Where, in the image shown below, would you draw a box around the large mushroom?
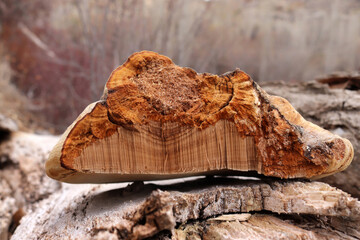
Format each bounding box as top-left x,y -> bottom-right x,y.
45,51 -> 354,183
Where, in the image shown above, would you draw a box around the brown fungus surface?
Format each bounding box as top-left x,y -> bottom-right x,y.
46,51 -> 354,183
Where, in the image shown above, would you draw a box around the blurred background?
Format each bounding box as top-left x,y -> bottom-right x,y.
0,0 -> 360,132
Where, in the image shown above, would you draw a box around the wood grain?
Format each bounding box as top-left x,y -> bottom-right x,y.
45,51 -> 354,183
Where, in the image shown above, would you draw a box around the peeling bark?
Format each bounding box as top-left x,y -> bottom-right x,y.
11,178 -> 360,240
172,213 -> 359,240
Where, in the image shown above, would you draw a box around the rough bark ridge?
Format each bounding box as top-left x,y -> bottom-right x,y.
262,80 -> 360,198
172,213 -> 359,240
11,178 -> 360,240
46,51 -> 353,183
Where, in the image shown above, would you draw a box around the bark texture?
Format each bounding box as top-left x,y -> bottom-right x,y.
173,213 -> 359,240
11,178 -> 360,240
262,80 -> 360,198
0,117 -> 60,240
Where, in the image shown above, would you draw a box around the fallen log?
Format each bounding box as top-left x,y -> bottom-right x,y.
317,71 -> 360,90
11,178 -> 360,239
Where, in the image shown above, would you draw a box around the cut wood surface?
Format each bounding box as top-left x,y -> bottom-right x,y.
11,177 -> 360,240
46,51 -> 354,183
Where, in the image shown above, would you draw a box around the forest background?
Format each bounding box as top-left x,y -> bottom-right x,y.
0,0 -> 360,132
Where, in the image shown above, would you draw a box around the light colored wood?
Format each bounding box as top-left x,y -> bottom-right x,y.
75,120 -> 258,176
174,214 -> 357,240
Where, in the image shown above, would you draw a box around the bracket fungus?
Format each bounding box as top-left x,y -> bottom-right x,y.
46,51 -> 354,183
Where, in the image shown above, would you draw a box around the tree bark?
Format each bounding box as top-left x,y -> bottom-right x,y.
11,178 -> 360,240
0,117 -> 60,240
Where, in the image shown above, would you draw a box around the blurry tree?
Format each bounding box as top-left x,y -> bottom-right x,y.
0,0 -> 94,130
0,0 -> 359,132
